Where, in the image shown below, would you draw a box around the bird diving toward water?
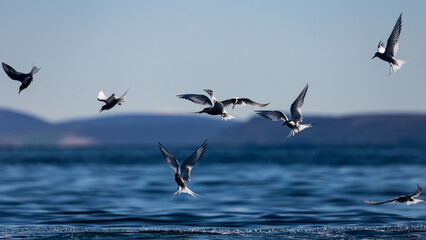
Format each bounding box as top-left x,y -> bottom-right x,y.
97,89 -> 128,113
221,97 -> 269,109
2,62 -> 40,94
158,140 -> 207,198
256,84 -> 311,141
363,185 -> 423,206
177,89 -> 234,120
372,13 -> 405,75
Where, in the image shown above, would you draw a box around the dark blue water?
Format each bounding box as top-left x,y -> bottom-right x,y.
1,146 -> 426,239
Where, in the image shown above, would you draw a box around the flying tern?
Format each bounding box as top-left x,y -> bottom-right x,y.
97,89 -> 128,113
363,185 -> 423,206
372,13 -> 405,75
158,140 -> 207,198
177,89 -> 234,120
221,97 -> 269,109
256,84 -> 311,141
2,62 -> 40,94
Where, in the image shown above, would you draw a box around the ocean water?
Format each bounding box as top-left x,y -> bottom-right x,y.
0,146 -> 426,239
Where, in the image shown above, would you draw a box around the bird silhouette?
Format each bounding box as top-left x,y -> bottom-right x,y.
363,185 -> 423,206
221,97 -> 269,109
2,62 -> 40,94
97,89 -> 128,113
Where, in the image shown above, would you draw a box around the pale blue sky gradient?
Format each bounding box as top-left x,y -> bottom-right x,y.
1,1 -> 425,122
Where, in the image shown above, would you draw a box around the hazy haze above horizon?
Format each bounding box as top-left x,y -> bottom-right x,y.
1,0 -> 425,122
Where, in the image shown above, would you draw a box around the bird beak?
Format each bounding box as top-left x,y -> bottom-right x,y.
99,109 -> 103,113
372,55 -> 376,59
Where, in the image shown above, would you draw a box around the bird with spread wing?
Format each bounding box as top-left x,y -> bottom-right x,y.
256,84 -> 311,141
97,89 -> 128,113
363,185 -> 423,206
159,140 -> 207,198
221,97 -> 269,109
177,89 -> 234,120
2,62 -> 40,94
372,13 -> 405,75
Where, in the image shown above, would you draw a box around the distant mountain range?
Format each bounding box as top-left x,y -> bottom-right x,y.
1,108 -> 426,146
0,109 -> 237,146
212,115 -> 426,146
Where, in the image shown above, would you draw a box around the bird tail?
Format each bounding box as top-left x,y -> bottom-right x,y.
283,124 -> 312,142
172,185 -> 203,199
221,111 -> 234,120
389,59 -> 405,75
118,88 -> 129,103
30,66 -> 40,75
283,130 -> 296,142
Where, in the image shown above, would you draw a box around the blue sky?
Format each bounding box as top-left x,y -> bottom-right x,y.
0,0 -> 425,122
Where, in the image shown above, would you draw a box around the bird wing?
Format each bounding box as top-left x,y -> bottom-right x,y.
2,62 -> 29,82
180,140 -> 207,182
177,94 -> 213,107
221,99 -> 233,107
409,184 -> 422,198
255,110 -> 288,122
385,13 -> 402,57
158,142 -> 179,173
290,84 -> 309,123
97,91 -> 108,102
238,98 -> 269,107
377,41 -> 386,54
362,199 -> 396,205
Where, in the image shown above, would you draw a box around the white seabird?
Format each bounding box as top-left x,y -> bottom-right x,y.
372,13 -> 405,75
177,89 -> 234,120
97,89 -> 128,112
255,83 -> 311,141
221,97 -> 269,109
2,62 -> 40,94
158,140 -> 207,198
363,185 -> 423,206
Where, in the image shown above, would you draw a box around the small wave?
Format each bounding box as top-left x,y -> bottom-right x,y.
1,225 -> 426,239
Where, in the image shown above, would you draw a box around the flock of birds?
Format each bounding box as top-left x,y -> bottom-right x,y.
2,13 -> 422,205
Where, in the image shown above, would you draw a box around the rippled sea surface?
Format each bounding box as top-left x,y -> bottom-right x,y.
1,146 -> 426,239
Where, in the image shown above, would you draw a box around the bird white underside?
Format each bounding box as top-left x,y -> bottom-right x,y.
172,185 -> 202,199
406,199 -> 423,205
